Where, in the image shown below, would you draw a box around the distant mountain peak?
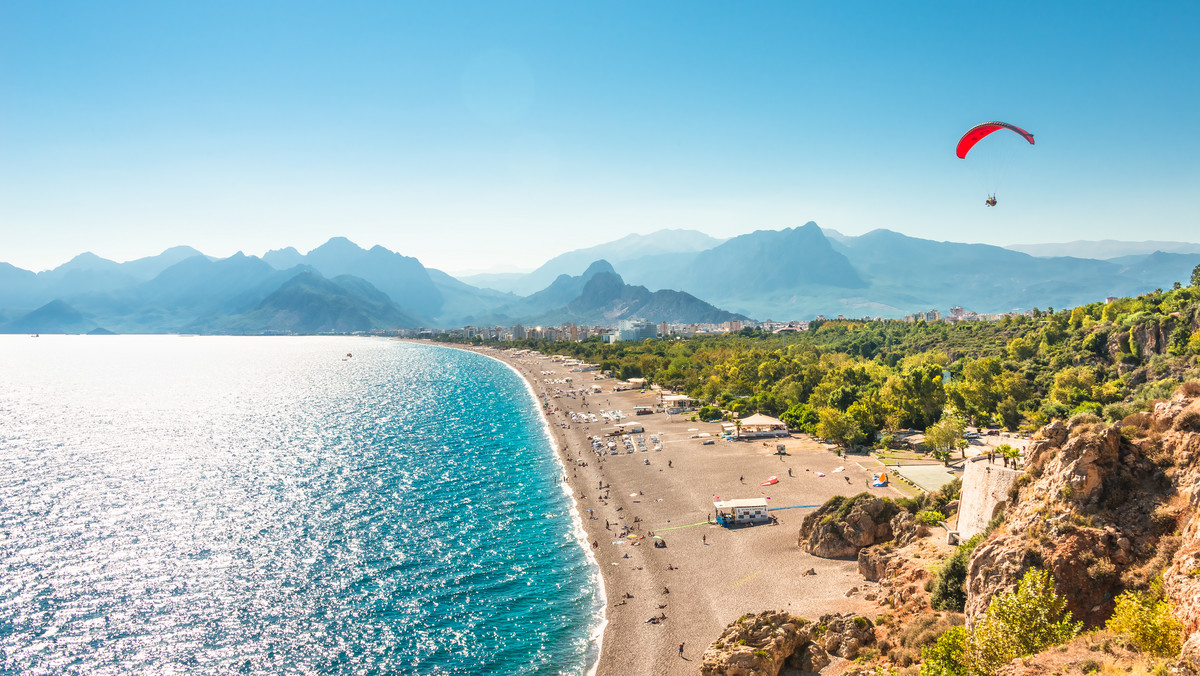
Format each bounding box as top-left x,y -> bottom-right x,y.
582,259 -> 616,278
56,251 -> 119,271
308,236 -> 365,256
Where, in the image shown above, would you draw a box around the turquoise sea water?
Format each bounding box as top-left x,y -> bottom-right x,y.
0,336 -> 601,675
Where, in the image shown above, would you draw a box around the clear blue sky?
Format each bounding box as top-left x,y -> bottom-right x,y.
2,1 -> 1197,273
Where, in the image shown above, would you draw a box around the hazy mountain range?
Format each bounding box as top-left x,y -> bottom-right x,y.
1005,239 -> 1200,259
2,226 -> 1198,334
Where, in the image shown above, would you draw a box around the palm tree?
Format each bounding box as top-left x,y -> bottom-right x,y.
734,418 -> 743,440
997,443 -> 1021,468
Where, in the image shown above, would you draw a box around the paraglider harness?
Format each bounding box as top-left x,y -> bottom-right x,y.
985,194 -> 997,207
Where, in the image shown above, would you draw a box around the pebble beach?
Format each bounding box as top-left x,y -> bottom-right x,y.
439,344 -> 907,675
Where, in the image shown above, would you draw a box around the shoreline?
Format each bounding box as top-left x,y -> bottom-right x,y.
483,347 -> 609,676
418,341 -> 903,675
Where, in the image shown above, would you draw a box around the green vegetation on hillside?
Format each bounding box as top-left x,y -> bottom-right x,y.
921,569 -> 1081,676
502,277 -> 1200,437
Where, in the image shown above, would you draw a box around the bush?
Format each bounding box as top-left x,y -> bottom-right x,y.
966,569 -> 1081,676
919,626 -> 966,676
1106,588 -> 1183,657
916,510 -> 945,526
1175,409 -> 1200,432
1085,556 -> 1117,583
698,405 -> 721,421
939,478 -> 963,502
923,570 -> 1079,676
930,535 -> 981,611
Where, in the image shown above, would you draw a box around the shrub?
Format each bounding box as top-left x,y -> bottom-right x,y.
888,646 -> 918,667
965,569 -> 1081,676
1105,588 -> 1183,657
930,535 -> 982,611
919,626 -> 966,676
1103,401 -> 1138,422
1085,557 -> 1117,583
939,478 -> 963,502
1175,409 -> 1200,432
916,510 -> 945,526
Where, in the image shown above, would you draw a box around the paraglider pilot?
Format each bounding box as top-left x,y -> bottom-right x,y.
985,194 -> 997,207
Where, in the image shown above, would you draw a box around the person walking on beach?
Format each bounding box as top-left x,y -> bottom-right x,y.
679,642 -> 685,658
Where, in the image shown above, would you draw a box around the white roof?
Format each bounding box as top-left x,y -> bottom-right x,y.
662,394 -> 693,402
740,413 -> 786,427
714,498 -> 769,509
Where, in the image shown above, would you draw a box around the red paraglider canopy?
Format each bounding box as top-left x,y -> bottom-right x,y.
956,121 -> 1035,159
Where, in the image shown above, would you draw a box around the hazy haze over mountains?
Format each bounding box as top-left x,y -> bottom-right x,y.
2,226 -> 1199,334
1005,240 -> 1200,259
462,229 -> 725,295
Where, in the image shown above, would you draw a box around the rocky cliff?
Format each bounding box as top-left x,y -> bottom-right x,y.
700,611 -> 876,676
798,494 -> 906,559
964,388 -> 1200,657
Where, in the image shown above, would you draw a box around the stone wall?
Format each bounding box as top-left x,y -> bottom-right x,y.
956,456 -> 1021,540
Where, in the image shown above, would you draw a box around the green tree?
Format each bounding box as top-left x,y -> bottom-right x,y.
996,443 -> 1021,468
817,407 -> 862,448
881,363 -> 946,430
1169,321 -> 1193,356
1006,337 -> 1036,361
925,412 -> 966,459
779,402 -> 819,433
930,536 -> 978,611
1191,262 -> 1200,287
965,569 -> 1081,676
996,396 -> 1020,431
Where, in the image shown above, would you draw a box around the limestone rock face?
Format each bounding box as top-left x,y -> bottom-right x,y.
815,613 -> 875,659
702,611 -> 877,676
858,536 -> 952,616
889,510 -> 928,549
1160,396 -> 1200,660
701,611 -> 809,676
798,495 -> 900,559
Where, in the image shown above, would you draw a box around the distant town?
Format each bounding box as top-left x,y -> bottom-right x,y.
396,302 -> 1107,343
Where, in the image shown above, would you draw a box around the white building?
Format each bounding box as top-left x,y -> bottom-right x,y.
713,498 -> 771,526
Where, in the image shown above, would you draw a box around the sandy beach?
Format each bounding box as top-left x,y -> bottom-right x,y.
438,343 -> 906,675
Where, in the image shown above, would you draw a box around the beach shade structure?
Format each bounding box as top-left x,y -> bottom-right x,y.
759,476 -> 779,486
736,414 -> 789,439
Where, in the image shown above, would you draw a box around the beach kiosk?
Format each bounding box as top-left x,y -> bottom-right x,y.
736,413 -> 789,439
713,498 -> 771,526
